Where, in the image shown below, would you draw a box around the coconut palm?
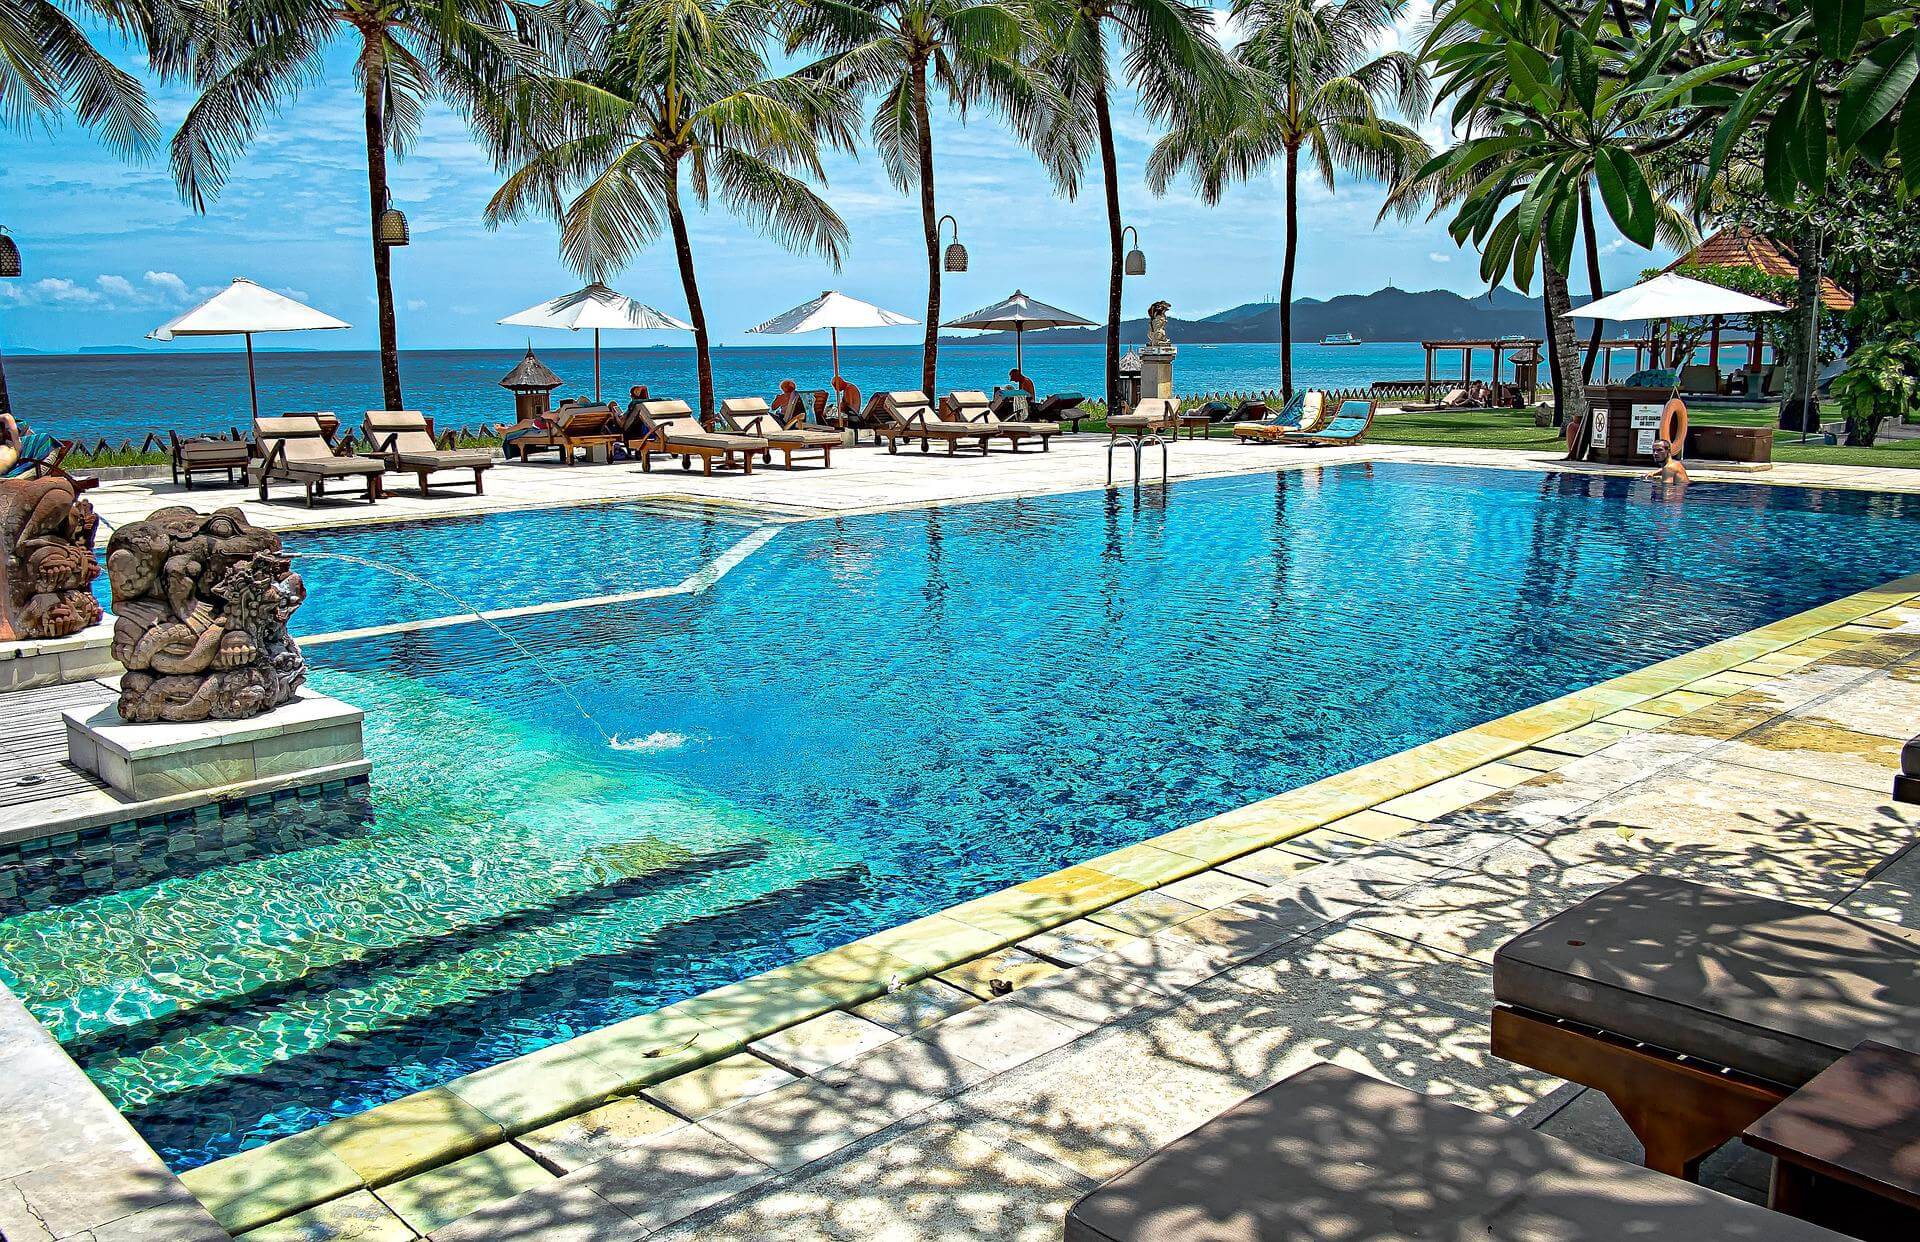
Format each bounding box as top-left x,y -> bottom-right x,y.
1031,0 -> 1232,410
488,0 -> 857,418
785,0 -> 1062,394
165,0 -> 549,409
1,0 -> 165,151
1149,0 -> 1428,398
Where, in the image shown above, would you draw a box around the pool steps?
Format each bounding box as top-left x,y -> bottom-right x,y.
177,570 -> 1920,1236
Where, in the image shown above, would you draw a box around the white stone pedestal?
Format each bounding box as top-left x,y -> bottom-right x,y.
1140,346 -> 1177,400
64,688 -> 367,802
0,616 -> 117,693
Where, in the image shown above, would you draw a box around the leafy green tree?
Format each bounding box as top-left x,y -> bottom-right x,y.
489,0 -> 858,417
167,0 -> 549,408
1149,0 -> 1429,397
786,0 -> 1063,394
1032,0 -> 1232,409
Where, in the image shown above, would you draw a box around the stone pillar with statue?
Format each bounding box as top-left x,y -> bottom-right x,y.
0,414 -> 103,646
1139,300 -> 1178,403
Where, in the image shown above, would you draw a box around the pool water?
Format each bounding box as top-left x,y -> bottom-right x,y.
6,463 -> 1919,1169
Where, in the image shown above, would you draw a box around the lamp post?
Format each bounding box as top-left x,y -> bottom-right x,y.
1122,226 -> 1146,276
0,228 -> 19,417
939,215 -> 967,272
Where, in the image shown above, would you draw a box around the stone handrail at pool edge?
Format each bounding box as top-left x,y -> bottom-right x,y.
173,566 -> 1920,1235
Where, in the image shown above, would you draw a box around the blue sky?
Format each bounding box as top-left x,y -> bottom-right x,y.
0,8 -> 1668,354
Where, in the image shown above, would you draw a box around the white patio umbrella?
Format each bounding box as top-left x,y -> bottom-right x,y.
499,282 -> 693,401
148,278 -> 350,420
1564,272 -> 1786,321
944,290 -> 1095,378
746,290 -> 916,386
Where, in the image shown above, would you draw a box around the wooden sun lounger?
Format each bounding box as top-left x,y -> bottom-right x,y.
1033,393 -> 1087,432
169,430 -> 251,489
252,415 -> 385,506
360,410 -> 492,496
873,390 -> 995,456
1233,391 -> 1325,443
1280,397 -> 1374,446
1106,397 -> 1178,437
940,390 -> 1060,453
1066,1062 -> 1848,1241
634,399 -> 766,475
501,402 -> 620,465
1492,872 -> 1920,1181
718,397 -> 838,469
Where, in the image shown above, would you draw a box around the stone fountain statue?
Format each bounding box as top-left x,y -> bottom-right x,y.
1141,300 -> 1177,399
106,506 -> 308,722
0,415 -> 103,643
1146,300 -> 1174,351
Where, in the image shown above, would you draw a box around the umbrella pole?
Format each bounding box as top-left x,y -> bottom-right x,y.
1015,326 -> 1024,379
245,332 -> 259,421
594,328 -> 602,402
831,327 -> 841,386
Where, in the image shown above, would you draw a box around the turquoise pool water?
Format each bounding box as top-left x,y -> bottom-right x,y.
5,463 -> 1919,1169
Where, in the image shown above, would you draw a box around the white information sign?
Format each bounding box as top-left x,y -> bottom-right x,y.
1590,415 -> 1608,447
1629,403 -> 1663,430
1636,429 -> 1657,454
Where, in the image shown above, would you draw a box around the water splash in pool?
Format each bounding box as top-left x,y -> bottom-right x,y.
286,551 -> 629,746
608,731 -> 693,752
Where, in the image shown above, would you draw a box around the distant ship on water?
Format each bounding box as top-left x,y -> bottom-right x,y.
1319,332 -> 1363,346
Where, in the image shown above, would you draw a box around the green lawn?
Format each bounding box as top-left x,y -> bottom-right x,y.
1368,403 -> 1920,470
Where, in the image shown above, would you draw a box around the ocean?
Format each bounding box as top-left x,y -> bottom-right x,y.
4,340 -> 1439,442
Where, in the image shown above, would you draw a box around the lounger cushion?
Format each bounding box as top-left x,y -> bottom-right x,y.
258,456 -> 384,478
393,450 -> 493,471
654,416 -> 766,451
1494,874 -> 1920,1088
1065,1063 -> 1846,1242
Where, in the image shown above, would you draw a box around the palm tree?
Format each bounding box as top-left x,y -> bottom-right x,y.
3,0 -> 174,414
488,0 -> 858,418
166,0 -> 547,410
785,0 -> 1060,394
1148,0 -> 1428,398
1033,0 -> 1231,411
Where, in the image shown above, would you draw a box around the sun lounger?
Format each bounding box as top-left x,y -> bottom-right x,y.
1280,397 -> 1374,446
360,410 -> 492,496
500,401 -> 620,465
1492,873 -> 1920,1179
168,430 -> 250,489
1678,363 -> 1724,396
252,415 -> 384,506
1233,390 -> 1324,442
941,390 -> 1060,453
0,421 -> 94,492
633,399 -> 766,475
1106,397 -> 1178,437
873,390 -> 995,456
1033,393 -> 1087,432
718,397 -> 838,469
1065,1062 -> 1848,1242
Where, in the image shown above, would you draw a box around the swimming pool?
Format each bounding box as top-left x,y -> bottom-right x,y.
6,463 -> 1919,1169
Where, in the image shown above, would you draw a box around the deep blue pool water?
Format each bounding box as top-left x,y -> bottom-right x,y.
5,463 -> 1918,1169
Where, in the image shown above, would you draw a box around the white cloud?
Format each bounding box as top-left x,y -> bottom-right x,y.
1428,251 -> 1452,263
0,269 -> 216,309
406,298 -> 428,311
144,270 -> 191,299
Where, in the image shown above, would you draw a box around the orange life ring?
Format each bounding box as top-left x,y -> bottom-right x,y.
1658,398 -> 1688,458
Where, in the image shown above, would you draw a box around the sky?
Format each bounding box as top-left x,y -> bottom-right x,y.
0,5 -> 1669,355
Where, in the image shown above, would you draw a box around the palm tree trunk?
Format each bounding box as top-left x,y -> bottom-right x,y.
911,57 -> 940,396
1279,144 -> 1299,399
0,347 -> 11,418
1093,70 -> 1123,412
1541,247 -> 1586,429
360,38 -> 404,411
1578,184 -> 1603,384
1783,222 -> 1821,433
664,158 -> 714,420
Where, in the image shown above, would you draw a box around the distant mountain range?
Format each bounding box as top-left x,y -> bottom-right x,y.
945,286 -> 1551,345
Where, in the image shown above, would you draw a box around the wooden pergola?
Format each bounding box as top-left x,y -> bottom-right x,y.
1421,338 -> 1544,401
1651,227 -> 1855,371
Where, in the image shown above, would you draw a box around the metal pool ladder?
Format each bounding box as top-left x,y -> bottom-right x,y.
1107,424 -> 1168,489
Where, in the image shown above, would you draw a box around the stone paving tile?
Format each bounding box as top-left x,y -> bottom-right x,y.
1017,917 -> 1138,966
1153,868 -> 1264,910
1270,828 -> 1374,861
235,1190 -> 414,1242
523,1124 -> 773,1239
516,1098 -> 687,1175
1374,776 -> 1507,822
92,1198 -> 237,1242
316,1087 -> 505,1188
917,996 -> 1084,1076
848,979 -> 978,1035
1499,748 -> 1574,771
814,1029 -> 995,1104
749,1011 -> 899,1076
934,946 -> 1061,999
642,1052 -> 797,1121
979,964 -> 1179,1034
373,1144 -> 553,1236
10,1141 -> 194,1240
428,1179 -> 640,1242
694,1077 -> 918,1174
1082,890 -> 1206,937
654,1120 -> 1092,1242
1214,844 -> 1321,885
1789,670 -> 1920,739
1713,717 -> 1904,792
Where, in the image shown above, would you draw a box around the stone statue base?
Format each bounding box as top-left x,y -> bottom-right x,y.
65,687 -> 366,802
0,616 -> 117,693
1140,345 -> 1177,401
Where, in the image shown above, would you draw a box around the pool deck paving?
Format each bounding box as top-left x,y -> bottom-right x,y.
171,575 -> 1920,1240
11,437 -> 1920,1239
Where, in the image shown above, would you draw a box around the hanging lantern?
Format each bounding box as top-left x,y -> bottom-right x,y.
376,202 -> 410,247
0,229 -> 19,279
939,214 -> 967,272
1122,226 -> 1145,276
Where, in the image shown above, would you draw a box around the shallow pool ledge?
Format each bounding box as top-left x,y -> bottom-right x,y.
180,569 -> 1920,1234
